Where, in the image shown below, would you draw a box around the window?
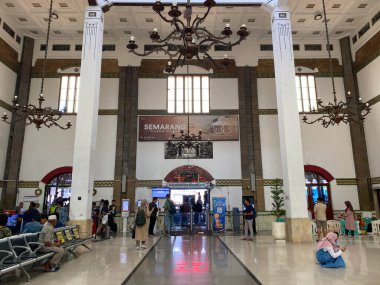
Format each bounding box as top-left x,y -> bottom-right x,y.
59,75 -> 80,113
305,171 -> 333,220
295,74 -> 318,112
167,75 -> 210,114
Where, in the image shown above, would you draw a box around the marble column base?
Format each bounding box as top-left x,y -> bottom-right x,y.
68,219 -> 93,235
285,218 -> 312,243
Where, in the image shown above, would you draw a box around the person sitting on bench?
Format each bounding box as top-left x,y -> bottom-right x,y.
39,215 -> 66,272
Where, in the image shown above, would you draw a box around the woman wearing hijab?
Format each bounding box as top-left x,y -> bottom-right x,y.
316,232 -> 346,268
338,201 -> 356,237
135,199 -> 153,250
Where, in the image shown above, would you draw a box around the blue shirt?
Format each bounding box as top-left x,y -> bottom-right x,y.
243,204 -> 255,220
21,221 -> 43,234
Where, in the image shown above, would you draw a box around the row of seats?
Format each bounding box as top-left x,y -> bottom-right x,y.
311,220 -> 380,235
372,220 -> 380,233
0,225 -> 91,282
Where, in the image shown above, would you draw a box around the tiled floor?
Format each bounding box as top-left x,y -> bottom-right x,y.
1,235 -> 160,285
219,234 -> 380,285
2,233 -> 380,285
126,235 -> 259,285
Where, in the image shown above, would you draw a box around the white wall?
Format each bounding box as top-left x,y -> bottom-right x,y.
136,141 -> 242,181
210,79 -> 239,110
139,79 -> 167,110
0,61 -> 17,198
357,56 -> 380,178
136,76 -> 242,206
136,78 -> 241,181
258,77 -> 359,211
18,77 -> 118,203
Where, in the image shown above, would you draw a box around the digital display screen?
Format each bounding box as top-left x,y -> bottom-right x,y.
6,214 -> 18,227
122,199 -> 129,212
152,187 -> 170,198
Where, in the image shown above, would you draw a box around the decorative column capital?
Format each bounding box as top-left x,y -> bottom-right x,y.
271,6 -> 294,62
83,6 -> 104,61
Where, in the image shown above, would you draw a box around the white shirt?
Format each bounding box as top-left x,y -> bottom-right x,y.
323,247 -> 342,258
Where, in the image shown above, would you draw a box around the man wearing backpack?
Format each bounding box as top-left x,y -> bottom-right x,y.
164,194 -> 176,235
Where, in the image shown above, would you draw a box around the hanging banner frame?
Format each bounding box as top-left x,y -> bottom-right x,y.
212,197 -> 226,232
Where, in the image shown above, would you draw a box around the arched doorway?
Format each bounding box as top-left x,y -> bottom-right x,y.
41,167 -> 72,213
304,165 -> 334,220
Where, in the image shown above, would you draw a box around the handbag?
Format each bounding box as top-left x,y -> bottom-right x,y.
131,224 -> 136,239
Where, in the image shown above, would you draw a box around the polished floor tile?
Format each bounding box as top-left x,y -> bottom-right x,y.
1,235 -> 160,285
219,234 -> 380,285
2,234 -> 380,285
125,236 -> 259,285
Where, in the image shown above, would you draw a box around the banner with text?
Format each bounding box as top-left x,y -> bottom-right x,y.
139,115 -> 239,141
212,197 -> 226,232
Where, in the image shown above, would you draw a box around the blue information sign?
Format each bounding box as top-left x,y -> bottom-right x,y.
212,197 -> 226,231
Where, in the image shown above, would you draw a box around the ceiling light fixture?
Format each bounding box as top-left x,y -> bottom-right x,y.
314,13 -> 322,20
1,0 -> 71,130
302,0 -> 370,128
126,0 -> 249,74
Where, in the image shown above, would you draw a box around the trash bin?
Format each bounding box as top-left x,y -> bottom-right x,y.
232,207 -> 240,232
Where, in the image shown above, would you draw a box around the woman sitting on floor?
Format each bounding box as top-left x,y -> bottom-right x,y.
315,232 -> 346,268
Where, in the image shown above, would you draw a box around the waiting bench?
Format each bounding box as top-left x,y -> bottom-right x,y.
0,233 -> 54,282
0,225 -> 92,282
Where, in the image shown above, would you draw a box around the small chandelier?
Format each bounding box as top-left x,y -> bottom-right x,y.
1,0 -> 71,130
126,0 -> 249,74
302,0 -> 370,128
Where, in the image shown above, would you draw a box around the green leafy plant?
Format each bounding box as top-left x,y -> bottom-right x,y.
271,179 -> 286,221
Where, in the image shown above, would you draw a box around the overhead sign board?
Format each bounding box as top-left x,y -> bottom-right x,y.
139,115 -> 239,141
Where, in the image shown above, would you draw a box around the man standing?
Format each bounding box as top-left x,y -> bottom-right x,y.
39,215 -> 65,272
163,194 -> 175,235
242,198 -> 256,241
148,197 -> 159,236
314,197 -> 327,241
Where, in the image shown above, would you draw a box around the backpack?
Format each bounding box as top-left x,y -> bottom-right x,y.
49,204 -> 60,220
168,201 -> 176,215
135,209 -> 146,226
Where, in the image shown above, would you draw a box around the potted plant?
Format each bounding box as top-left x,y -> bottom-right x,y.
271,179 -> 286,240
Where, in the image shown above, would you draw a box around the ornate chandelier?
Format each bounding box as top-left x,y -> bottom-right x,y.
169,116 -> 203,147
302,0 -> 370,128
126,0 -> 249,74
1,0 -> 71,130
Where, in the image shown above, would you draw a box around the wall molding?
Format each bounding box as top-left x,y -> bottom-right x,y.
0,99 -> 12,111
366,94 -> 380,107
9,177 -> 380,189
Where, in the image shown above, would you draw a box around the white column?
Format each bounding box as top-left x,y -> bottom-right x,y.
70,6 -> 104,227
271,5 -> 311,242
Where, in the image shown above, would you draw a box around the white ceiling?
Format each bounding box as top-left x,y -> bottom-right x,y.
0,0 -> 379,41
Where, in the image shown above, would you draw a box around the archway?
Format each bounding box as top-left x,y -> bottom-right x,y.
304,165 -> 334,220
164,165 -> 214,183
164,165 -> 214,234
41,166 -> 72,213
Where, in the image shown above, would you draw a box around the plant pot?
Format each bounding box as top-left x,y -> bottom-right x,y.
272,221 -> 286,240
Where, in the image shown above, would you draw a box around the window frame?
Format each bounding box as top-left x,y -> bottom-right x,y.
295,73 -> 318,113
167,74 -> 210,114
58,74 -> 80,114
